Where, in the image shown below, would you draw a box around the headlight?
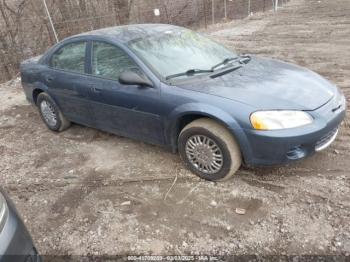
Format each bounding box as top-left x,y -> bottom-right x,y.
0,192 -> 8,232
250,111 -> 313,130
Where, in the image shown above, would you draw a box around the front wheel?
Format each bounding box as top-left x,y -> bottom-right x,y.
37,92 -> 71,132
178,118 -> 242,181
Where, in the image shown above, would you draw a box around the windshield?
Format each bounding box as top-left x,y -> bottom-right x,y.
127,28 -> 237,79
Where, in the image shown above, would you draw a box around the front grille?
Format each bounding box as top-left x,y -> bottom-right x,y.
315,127 -> 338,151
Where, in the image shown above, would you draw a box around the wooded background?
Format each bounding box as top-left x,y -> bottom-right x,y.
0,0 -> 279,83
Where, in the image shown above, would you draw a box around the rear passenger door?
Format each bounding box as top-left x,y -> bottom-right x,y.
44,40 -> 93,125
85,41 -> 164,145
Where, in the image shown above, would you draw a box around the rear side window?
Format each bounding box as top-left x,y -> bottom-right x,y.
51,42 -> 86,73
92,42 -> 137,80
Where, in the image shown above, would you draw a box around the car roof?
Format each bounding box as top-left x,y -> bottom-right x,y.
71,23 -> 183,43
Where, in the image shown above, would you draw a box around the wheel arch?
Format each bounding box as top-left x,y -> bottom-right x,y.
32,88 -> 45,105
166,103 -> 252,164
31,81 -> 51,106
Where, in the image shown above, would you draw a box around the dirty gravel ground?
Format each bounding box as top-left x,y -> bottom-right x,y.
1,0 -> 350,257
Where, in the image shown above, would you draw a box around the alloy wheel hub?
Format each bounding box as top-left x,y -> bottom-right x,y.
40,101 -> 57,127
185,135 -> 223,174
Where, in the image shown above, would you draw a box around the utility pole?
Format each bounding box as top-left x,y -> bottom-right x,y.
274,0 -> 279,12
224,0 -> 227,20
203,0 -> 208,28
248,0 -> 251,16
42,0 -> 59,43
212,0 -> 215,24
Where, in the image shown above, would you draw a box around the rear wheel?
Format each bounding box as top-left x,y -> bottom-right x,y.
37,93 -> 71,132
178,118 -> 242,181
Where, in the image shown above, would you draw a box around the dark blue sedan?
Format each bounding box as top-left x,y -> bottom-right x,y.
20,24 -> 346,181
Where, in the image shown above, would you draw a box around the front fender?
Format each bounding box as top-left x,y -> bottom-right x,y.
165,103 -> 253,164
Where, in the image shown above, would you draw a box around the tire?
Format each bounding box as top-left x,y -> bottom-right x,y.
37,92 -> 71,132
178,118 -> 242,181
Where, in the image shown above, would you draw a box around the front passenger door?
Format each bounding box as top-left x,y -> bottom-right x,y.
86,41 -> 164,145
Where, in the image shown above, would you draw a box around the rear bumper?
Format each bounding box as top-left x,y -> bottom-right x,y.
0,192 -> 41,262
242,95 -> 346,166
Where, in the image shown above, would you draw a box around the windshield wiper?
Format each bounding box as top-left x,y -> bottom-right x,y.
211,55 -> 252,71
166,69 -> 213,80
211,57 -> 240,71
166,55 -> 252,81
239,55 -> 251,64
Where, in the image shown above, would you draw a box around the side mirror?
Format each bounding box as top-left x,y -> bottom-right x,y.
119,70 -> 153,87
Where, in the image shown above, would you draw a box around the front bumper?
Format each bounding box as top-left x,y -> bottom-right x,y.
243,95 -> 346,166
0,191 -> 41,262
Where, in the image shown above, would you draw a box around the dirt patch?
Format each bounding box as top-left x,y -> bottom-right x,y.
1,0 -> 350,256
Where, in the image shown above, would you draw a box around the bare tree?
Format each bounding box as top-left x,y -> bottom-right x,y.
0,0 -> 286,83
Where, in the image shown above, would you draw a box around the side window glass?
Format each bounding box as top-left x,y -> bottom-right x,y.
51,42 -> 86,73
92,42 -> 138,80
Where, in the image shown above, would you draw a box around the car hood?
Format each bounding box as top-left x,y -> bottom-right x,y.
176,57 -> 336,110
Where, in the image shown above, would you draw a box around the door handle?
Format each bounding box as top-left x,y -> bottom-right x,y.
91,86 -> 102,93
